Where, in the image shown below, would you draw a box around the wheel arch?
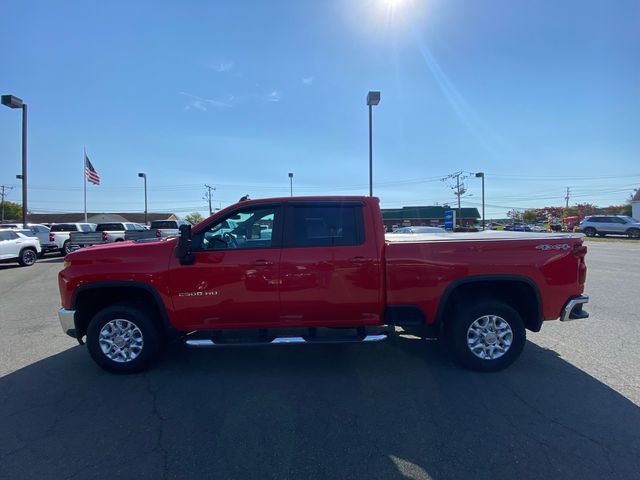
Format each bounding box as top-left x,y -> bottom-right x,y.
435,275 -> 544,333
72,281 -> 175,340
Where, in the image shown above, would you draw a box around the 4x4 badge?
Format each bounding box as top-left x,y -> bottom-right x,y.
536,244 -> 570,251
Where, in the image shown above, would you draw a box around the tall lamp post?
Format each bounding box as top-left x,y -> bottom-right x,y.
475,172 -> 485,230
288,172 -> 293,197
138,172 -> 147,225
1,95 -> 27,227
366,91 -> 380,197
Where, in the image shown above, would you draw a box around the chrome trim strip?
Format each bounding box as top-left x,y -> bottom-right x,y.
271,336 -> 306,344
363,334 -> 388,342
57,308 -> 76,337
560,294 -> 589,322
185,339 -> 216,347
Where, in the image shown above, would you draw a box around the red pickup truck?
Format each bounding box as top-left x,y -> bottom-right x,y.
57,196 -> 589,374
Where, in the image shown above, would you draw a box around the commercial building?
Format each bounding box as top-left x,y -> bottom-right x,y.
381,206 -> 480,231
19,212 -> 179,225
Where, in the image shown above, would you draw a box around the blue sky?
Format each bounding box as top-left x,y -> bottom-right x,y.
1,0 -> 639,219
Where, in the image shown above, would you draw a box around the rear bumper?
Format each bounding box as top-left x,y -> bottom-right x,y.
560,294 -> 589,322
58,308 -> 77,338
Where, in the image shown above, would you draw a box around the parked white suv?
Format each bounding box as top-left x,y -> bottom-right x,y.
49,223 -> 96,255
0,230 -> 41,266
578,215 -> 640,239
0,223 -> 57,255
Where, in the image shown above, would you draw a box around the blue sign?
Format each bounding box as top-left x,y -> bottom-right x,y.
444,210 -> 456,230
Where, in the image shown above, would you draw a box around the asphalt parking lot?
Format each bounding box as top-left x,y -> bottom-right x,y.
1,241 -> 639,480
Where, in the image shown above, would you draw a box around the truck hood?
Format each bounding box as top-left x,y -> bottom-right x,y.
66,237 -> 177,262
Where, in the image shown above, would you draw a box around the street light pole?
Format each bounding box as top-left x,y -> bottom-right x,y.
288,172 -> 293,197
2,95 -> 27,226
366,91 -> 380,197
138,173 -> 147,225
475,172 -> 485,230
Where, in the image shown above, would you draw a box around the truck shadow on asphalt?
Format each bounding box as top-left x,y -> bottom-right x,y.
1,338 -> 638,480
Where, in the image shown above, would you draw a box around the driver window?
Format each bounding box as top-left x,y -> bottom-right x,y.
199,206 -> 276,250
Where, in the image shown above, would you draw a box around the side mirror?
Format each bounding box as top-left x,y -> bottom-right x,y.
175,224 -> 195,265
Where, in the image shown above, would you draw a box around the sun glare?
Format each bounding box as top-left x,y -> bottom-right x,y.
382,0 -> 413,24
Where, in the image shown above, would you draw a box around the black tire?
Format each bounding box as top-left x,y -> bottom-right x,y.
18,248 -> 37,267
86,303 -> 162,374
628,228 -> 640,240
445,300 -> 526,372
583,227 -> 596,237
62,240 -> 73,256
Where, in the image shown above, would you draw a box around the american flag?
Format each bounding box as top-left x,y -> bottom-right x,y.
85,154 -> 100,185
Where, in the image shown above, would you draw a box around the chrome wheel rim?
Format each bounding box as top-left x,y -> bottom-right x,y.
99,319 -> 144,363
64,243 -> 73,254
467,315 -> 513,360
22,250 -> 36,265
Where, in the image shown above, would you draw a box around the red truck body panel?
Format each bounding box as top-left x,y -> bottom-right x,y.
59,196 -> 586,334
385,237 -> 585,323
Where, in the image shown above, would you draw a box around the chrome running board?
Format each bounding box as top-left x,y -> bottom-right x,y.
185,333 -> 388,347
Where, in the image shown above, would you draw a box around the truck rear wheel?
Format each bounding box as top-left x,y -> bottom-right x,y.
86,303 -> 162,374
61,240 -> 73,256
446,300 -> 526,372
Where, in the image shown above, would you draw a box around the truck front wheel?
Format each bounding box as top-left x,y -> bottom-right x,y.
86,303 -> 162,374
446,300 -> 526,372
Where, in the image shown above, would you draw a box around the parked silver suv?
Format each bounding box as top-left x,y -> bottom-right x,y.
578,215 -> 640,239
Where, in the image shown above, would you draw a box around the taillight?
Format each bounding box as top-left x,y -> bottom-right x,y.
155,229 -> 161,238
574,244 -> 587,285
102,231 -> 108,241
49,232 -> 54,242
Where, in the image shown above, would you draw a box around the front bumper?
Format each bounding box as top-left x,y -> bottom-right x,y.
58,308 -> 77,338
560,294 -> 589,322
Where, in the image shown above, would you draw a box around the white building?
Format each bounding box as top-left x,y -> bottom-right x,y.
632,189 -> 640,221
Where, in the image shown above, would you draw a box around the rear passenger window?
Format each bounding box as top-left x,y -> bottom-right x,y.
151,221 -> 176,229
51,224 -> 77,232
290,205 -> 364,247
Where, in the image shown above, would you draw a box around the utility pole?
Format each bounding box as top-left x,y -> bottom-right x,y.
1,184 -> 14,223
565,187 -> 570,210
440,171 -> 468,228
204,184 -> 215,217
456,174 -> 461,213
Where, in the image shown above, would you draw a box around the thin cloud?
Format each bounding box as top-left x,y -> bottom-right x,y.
267,91 -> 281,102
302,77 -> 313,85
210,61 -> 234,73
179,91 -> 232,111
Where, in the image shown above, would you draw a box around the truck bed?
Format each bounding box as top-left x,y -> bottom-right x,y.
385,231 -> 585,325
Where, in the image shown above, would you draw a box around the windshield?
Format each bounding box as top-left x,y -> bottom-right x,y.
151,221 -> 176,229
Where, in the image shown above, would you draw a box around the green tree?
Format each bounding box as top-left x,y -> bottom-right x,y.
522,210 -> 538,223
507,209 -> 523,223
185,212 -> 204,225
1,201 -> 22,222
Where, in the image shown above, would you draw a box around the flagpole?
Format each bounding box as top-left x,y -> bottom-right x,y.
83,147 -> 87,222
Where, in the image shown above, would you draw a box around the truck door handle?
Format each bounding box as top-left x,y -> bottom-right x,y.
253,259 -> 274,267
350,256 -> 369,264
